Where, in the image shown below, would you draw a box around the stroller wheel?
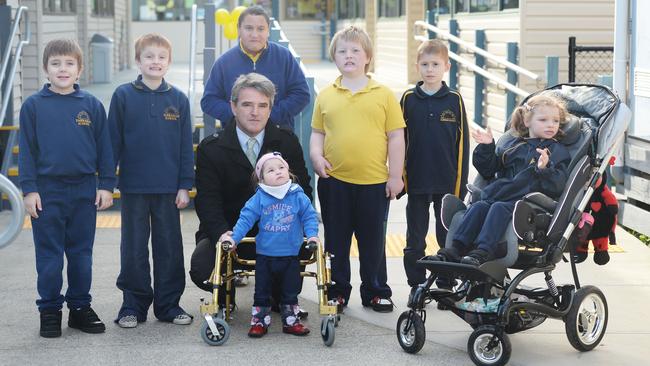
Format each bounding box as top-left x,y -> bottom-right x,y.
396,310 -> 425,354
468,325 -> 511,366
200,317 -> 230,346
565,285 -> 608,351
321,317 -> 336,347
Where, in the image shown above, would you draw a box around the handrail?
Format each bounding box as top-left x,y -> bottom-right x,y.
415,35 -> 529,98
415,20 -> 540,82
0,174 -> 25,249
188,3 -> 198,125
271,19 -> 311,81
1,6 -> 30,126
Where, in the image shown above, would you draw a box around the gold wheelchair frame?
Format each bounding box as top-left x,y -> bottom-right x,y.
198,237 -> 339,346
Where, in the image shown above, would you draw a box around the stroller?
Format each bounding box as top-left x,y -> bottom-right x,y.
198,238 -> 340,347
395,84 -> 631,365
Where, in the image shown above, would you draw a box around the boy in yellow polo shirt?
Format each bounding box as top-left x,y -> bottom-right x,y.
310,26 -> 406,313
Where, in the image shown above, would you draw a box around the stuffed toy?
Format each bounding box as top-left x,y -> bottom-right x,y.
575,168 -> 618,265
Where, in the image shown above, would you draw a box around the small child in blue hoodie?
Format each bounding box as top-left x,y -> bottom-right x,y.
221,152 -> 319,338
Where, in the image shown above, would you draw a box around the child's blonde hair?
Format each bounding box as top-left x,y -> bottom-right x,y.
42,39 -> 83,70
134,33 -> 172,62
329,26 -> 373,73
416,39 -> 449,63
510,95 -> 568,139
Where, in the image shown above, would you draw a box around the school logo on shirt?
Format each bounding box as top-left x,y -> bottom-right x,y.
440,109 -> 457,123
75,111 -> 92,126
163,106 -> 180,121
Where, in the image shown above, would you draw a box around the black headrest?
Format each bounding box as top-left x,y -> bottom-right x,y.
558,116 -> 582,146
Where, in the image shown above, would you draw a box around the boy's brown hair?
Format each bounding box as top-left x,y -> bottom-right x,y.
42,39 -> 83,69
416,39 -> 449,62
134,33 -> 172,62
510,95 -> 569,139
329,25 -> 373,73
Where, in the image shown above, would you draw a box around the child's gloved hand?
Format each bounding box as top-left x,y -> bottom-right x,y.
96,189 -> 113,210
471,126 -> 493,144
175,189 -> 190,209
24,192 -> 42,218
536,148 -> 550,169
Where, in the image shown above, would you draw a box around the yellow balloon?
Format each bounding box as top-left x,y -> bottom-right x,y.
215,8 -> 230,25
224,22 -> 238,40
231,6 -> 247,22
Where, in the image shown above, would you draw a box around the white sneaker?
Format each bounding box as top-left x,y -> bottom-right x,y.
117,315 -> 138,328
172,313 -> 193,325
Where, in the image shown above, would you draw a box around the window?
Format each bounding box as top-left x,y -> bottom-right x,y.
43,0 -> 77,14
285,0 -> 327,20
338,0 -> 365,20
378,0 -> 405,18
440,0 -> 516,14
501,0 -> 518,10
470,0 -> 498,12
428,0 -> 451,15
133,0 -> 209,21
93,0 -> 115,17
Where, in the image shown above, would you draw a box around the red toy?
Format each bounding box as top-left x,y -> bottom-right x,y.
575,161 -> 618,265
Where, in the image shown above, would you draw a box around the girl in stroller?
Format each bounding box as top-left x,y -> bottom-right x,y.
433,95 -> 572,266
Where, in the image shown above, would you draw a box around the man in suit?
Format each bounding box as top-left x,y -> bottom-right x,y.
190,73 -> 312,315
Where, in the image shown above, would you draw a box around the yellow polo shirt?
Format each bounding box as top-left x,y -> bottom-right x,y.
311,77 -> 406,184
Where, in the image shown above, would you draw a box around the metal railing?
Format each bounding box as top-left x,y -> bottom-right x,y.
0,5 -> 30,125
415,20 -> 540,83
188,3 -> 199,126
0,174 -> 24,249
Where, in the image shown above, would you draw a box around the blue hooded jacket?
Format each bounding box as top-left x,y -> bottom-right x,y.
231,183 -> 318,256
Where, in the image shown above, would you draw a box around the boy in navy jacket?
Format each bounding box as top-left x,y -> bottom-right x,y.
108,34 -> 194,328
19,39 -> 115,338
400,40 -> 469,293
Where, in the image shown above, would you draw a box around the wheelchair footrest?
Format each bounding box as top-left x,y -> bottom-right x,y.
416,260 -> 501,283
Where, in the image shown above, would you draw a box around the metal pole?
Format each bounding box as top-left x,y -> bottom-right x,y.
568,36 -> 576,83
203,2 -> 217,136
427,10 -> 436,39
449,19 -> 459,90
506,42 -> 518,123
546,56 -> 559,87
474,30 -> 486,127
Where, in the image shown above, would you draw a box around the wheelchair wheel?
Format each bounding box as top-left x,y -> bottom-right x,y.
468,325 -> 511,366
396,310 -> 425,354
565,285 -> 608,351
200,317 -> 230,346
321,317 -> 335,347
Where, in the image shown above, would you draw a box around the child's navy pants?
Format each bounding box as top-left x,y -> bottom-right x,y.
453,200 -> 516,256
32,175 -> 97,312
116,193 -> 186,322
318,177 -> 392,306
403,193 -> 446,287
253,254 -> 301,307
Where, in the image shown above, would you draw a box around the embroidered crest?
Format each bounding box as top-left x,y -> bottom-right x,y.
75,111 -> 91,126
440,109 -> 457,123
163,106 -> 180,121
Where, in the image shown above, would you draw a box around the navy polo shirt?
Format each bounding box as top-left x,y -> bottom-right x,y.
108,76 -> 194,193
18,84 -> 116,194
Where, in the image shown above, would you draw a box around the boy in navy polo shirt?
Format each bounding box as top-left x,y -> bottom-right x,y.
108,33 -> 194,328
400,40 -> 469,299
19,39 -> 115,338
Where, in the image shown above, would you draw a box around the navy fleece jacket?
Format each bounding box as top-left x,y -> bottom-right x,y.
108,76 -> 194,193
19,84 -> 116,194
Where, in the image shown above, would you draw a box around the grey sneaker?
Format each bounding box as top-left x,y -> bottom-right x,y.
172,313 -> 193,325
117,315 -> 138,328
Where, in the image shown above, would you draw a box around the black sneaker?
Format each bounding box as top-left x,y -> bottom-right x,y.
368,296 -> 394,313
40,309 -> 62,338
68,307 -> 106,334
460,249 -> 494,267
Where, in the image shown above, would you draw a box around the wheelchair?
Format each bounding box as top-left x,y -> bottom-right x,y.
198,237 -> 340,347
395,84 -> 631,365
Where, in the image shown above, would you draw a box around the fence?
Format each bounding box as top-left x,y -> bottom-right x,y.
568,36 -> 614,83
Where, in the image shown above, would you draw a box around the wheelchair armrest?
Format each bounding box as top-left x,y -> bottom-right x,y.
522,192 -> 557,212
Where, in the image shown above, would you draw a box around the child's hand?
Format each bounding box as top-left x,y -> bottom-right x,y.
306,236 -> 320,245
312,155 -> 332,178
24,192 -> 42,218
386,176 -> 404,200
95,189 -> 113,210
175,189 -> 190,209
537,148 -> 550,169
219,231 -> 236,252
471,126 -> 494,144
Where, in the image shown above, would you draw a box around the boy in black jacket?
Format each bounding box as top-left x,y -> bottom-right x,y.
400,39 -> 469,293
